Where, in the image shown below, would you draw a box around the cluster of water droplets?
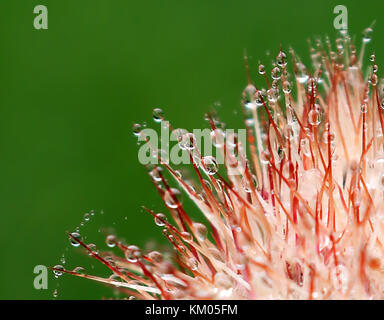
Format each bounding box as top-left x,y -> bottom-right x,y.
52,208 -> 111,299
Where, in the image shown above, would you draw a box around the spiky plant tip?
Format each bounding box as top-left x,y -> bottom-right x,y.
56,29 -> 384,300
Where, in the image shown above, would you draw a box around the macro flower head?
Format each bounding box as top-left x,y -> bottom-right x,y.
54,28 -> 384,300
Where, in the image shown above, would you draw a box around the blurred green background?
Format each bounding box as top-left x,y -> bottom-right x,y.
0,0 -> 382,299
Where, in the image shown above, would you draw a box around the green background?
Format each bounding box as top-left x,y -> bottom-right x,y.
0,0 -> 382,299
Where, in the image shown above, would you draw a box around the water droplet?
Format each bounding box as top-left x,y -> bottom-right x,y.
148,251 -> 163,263
277,51 -> 287,67
152,108 -> 164,122
297,63 -> 308,83
83,213 -> 90,222
164,188 -> 183,209
154,213 -> 167,226
255,91 -> 264,106
69,232 -> 82,247
193,222 -> 208,241
361,103 -> 368,114
260,150 -> 271,164
125,245 -> 141,263
178,133 -> 196,150
370,73 -> 378,86
87,243 -> 98,255
283,81 -> 292,94
258,64 -> 265,75
73,266 -> 85,274
271,67 -> 281,80
307,109 -> 321,126
209,248 -> 224,262
53,265 -> 65,278
202,179 -> 212,192
106,235 -> 116,248
53,289 -> 58,298
173,170 -> 182,179
370,54 -> 376,62
132,123 -> 142,137
287,104 -> 297,126
363,27 -> 373,43
243,84 -> 256,102
201,156 -> 218,175
104,256 -> 115,266
267,88 -> 279,103
162,228 -> 171,237
125,251 -> 137,263
211,129 -> 225,148
177,245 -> 187,254
149,166 -> 163,182
181,231 -> 193,242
